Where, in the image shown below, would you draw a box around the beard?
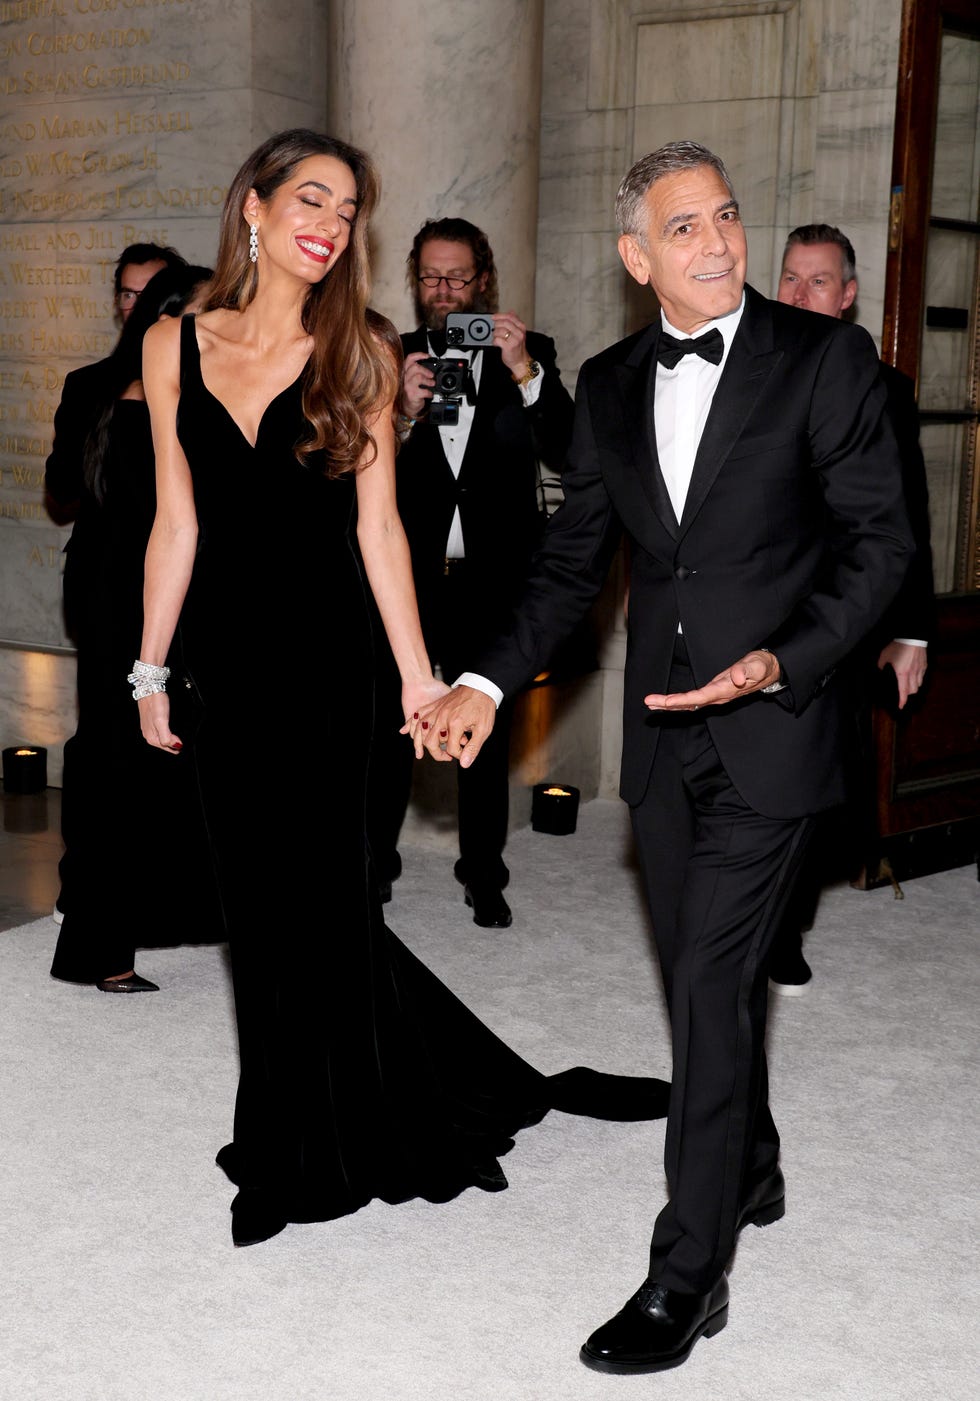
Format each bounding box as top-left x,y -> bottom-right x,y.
415,283 -> 491,333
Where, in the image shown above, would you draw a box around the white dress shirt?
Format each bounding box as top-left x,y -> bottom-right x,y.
428,335 -> 544,560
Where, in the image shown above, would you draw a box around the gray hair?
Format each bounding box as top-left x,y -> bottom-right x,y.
783,223 -> 857,285
615,141 -> 736,241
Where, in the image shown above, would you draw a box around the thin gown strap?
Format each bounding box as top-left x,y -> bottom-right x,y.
178,313 -> 200,392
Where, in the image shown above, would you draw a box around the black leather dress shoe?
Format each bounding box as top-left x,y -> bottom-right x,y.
463,884 -> 512,928
95,972 -> 159,993
737,1164 -> 785,1232
581,1275 -> 729,1373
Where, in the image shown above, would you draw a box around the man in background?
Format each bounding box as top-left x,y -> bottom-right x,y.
770,223 -> 935,992
46,243 -> 186,525
368,217 -> 573,928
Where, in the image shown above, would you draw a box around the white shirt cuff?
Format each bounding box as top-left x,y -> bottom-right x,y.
454,673 -> 503,708
518,365 -> 544,407
894,638 -> 927,648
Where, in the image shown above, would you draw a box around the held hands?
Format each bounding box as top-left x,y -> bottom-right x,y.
399,677 -> 453,758
644,649 -> 781,712
408,685 -> 497,767
877,640 -> 927,709
137,692 -> 183,754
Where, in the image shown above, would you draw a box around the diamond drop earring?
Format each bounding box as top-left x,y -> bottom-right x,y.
249,223 -> 259,264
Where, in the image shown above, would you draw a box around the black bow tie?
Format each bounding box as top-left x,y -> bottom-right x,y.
656,327 -> 724,370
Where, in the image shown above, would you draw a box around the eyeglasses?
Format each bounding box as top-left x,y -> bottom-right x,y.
117,288 -> 143,305
417,274 -> 478,290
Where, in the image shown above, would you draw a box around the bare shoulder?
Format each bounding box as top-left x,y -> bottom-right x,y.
193,306 -> 240,352
142,315 -> 183,390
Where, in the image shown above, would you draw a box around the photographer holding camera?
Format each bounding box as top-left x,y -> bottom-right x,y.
368,216 -> 573,928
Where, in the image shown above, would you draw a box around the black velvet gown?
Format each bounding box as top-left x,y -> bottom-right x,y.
175,316 -> 667,1244
50,400 -> 218,983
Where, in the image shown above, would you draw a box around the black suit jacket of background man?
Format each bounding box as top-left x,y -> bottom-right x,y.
395,328 -> 573,646
474,285 -> 913,815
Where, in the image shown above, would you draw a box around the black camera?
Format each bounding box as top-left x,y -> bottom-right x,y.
446,312 -> 495,348
424,355 -> 472,426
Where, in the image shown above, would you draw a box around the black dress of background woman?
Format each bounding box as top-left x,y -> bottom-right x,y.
137,130 -> 667,1248
50,265 -> 219,990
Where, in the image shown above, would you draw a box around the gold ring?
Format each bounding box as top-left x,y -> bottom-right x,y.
503,330 -> 511,339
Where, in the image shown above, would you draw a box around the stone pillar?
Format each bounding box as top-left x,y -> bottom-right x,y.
326,0 -> 544,329
0,0 -> 326,781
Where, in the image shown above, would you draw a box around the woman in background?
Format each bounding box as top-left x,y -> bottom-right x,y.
51,264 -> 217,992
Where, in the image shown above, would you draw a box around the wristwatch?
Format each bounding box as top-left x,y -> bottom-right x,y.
513,359 -> 540,388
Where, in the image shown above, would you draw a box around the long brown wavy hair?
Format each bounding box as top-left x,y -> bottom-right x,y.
204,129 -> 396,477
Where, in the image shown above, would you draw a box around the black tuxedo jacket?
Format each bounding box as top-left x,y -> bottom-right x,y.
395,328 -> 573,637
475,286 -> 913,819
45,357 -> 114,521
877,363 -> 935,644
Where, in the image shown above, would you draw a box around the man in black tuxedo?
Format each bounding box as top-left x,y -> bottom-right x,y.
368,217 -> 573,928
417,145 -> 912,1370
768,223 -> 936,993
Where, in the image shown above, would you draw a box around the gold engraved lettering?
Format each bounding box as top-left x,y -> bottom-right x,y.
9,463 -> 45,487
0,1 -> 69,21
121,222 -> 169,244
0,300 -> 39,318
82,59 -> 189,88
27,28 -> 153,55
114,183 -> 226,211
4,503 -> 45,522
9,265 -> 93,287
0,437 -> 48,459
29,328 -> 112,354
113,108 -> 191,135
83,227 -> 115,250
0,232 -> 43,253
41,114 -> 109,140
46,229 -> 84,252
11,189 -> 110,213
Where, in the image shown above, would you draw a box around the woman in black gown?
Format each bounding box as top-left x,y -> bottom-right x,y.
136,130 -> 667,1247
50,264 -> 216,991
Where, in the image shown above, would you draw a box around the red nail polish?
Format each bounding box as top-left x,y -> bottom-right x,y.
440,730 -> 448,737
172,740 -> 182,749
422,721 -> 429,729
413,712 -> 419,719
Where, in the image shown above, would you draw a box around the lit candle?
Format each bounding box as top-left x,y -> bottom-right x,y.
531,782 -> 580,835
2,745 -> 48,795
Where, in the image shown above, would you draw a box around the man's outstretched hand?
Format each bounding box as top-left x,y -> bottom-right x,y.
415,685 -> 497,766
644,649 -> 780,711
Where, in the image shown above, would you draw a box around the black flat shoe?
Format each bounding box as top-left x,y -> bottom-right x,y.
96,972 -> 159,993
461,882 -> 512,928
737,1164 -> 785,1232
581,1275 -> 729,1374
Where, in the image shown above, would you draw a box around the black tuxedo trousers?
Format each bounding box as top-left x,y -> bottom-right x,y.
631,639 -> 815,1292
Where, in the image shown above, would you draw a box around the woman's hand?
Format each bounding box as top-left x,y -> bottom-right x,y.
400,677 -> 452,758
137,692 -> 183,753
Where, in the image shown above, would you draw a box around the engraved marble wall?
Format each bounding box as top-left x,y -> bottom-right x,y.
0,0 -> 326,780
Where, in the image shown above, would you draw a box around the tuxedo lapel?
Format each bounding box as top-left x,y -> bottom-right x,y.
678,287 -> 782,537
608,325 -> 680,540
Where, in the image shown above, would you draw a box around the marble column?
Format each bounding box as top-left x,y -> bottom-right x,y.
326,0 -> 544,330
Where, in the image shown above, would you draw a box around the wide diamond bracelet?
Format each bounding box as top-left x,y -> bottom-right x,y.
127,659 -> 170,701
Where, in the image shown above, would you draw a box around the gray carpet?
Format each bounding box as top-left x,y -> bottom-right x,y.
1,799 -> 977,1401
